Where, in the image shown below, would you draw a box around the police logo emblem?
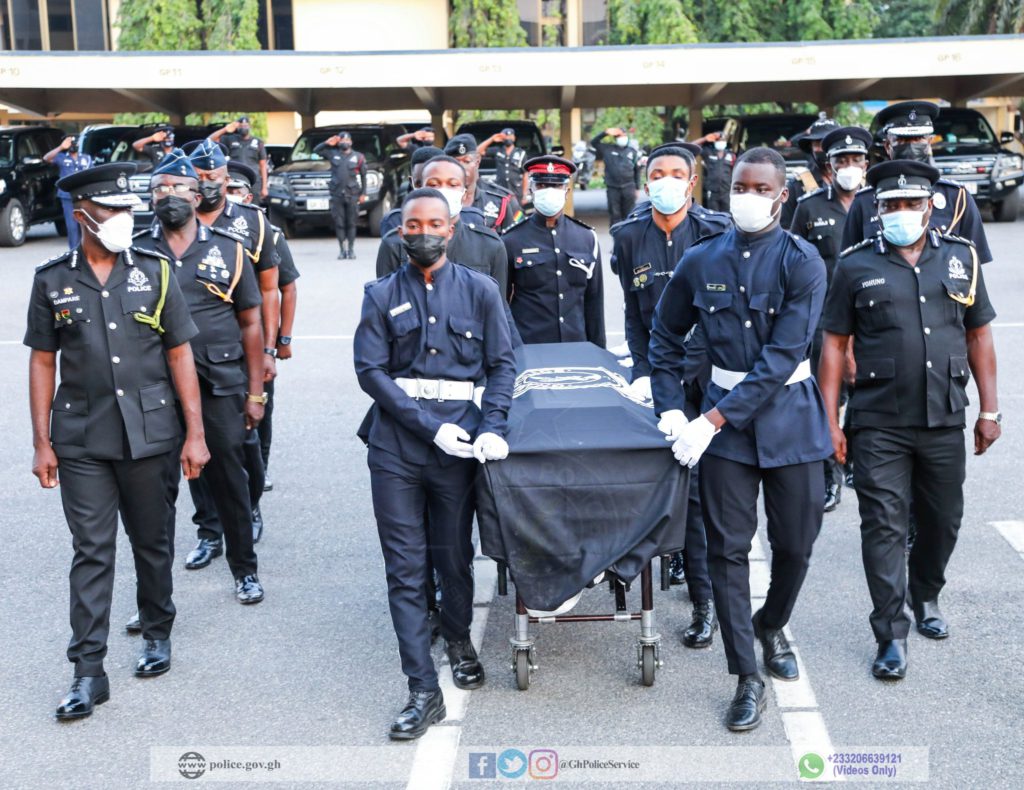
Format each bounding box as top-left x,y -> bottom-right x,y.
933,192 -> 947,210
116,175 -> 128,190
948,255 -> 969,280
456,143 -> 467,155
845,135 -> 853,145
513,366 -> 652,407
547,162 -> 555,173
49,290 -> 59,299
897,174 -> 908,187
63,287 -> 74,295
202,246 -> 225,268
483,200 -> 499,217
908,110 -> 917,122
231,216 -> 248,234
127,268 -> 152,292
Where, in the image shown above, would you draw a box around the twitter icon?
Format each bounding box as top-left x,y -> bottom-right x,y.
497,749 -> 528,779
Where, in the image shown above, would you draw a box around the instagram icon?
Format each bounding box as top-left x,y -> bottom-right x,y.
529,749 -> 558,780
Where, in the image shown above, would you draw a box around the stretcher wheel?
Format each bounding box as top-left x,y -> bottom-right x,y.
515,650 -> 531,690
640,644 -> 656,687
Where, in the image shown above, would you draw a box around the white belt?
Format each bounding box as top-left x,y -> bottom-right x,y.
711,359 -> 812,391
394,377 -> 475,401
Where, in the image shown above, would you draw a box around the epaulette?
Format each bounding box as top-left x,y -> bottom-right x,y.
210,225 -> 246,244
132,227 -> 150,239
236,201 -> 267,216
500,216 -> 529,235
481,180 -> 515,199
382,226 -> 401,241
690,228 -> 728,249
35,249 -> 73,271
363,272 -> 396,292
565,214 -> 595,231
797,186 -> 826,203
855,185 -> 874,196
609,213 -> 644,237
940,231 -> 976,248
462,220 -> 500,239
839,236 -> 875,258
936,177 -> 964,190
693,208 -> 732,230
131,245 -> 170,261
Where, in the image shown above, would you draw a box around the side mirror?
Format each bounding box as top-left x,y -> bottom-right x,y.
550,145 -> 565,156
1001,131 -> 1015,144
22,156 -> 43,165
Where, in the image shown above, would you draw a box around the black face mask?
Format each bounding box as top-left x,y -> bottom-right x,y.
402,233 -> 447,267
197,181 -> 225,211
154,195 -> 194,229
69,143 -> 79,153
892,141 -> 931,163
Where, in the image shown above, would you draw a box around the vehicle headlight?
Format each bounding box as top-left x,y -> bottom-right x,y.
268,175 -> 288,190
0,178 -> 6,194
993,154 -> 1024,181
366,171 -> 382,192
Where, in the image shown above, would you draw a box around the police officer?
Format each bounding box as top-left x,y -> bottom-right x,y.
24,163 -> 209,719
44,135 -> 94,250
780,113 -> 839,228
314,131 -> 367,259
611,143 -> 731,647
141,149 -> 267,604
185,142 -> 278,555
444,133 -> 523,233
354,187 -> 516,740
790,126 -> 872,512
818,160 -> 1000,680
397,127 -> 436,150
697,132 -> 735,212
133,126 -> 176,166
502,155 -> 605,347
379,146 -> 445,238
591,127 -> 642,225
841,101 -> 993,264
477,127 -> 528,203
225,161 -> 301,494
210,116 -> 269,200
377,156 -> 509,294
650,147 -> 832,732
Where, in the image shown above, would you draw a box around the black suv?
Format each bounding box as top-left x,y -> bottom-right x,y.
266,124 -> 411,237
77,124 -> 137,165
0,126 -> 64,246
711,113 -> 819,178
871,107 -> 1022,222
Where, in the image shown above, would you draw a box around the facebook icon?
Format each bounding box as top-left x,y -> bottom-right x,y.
469,753 -> 496,779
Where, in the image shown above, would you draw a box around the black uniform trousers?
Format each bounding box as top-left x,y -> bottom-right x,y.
330,195 -> 359,250
182,383 -> 258,577
368,445 -> 476,692
606,185 -> 636,227
700,454 -> 824,676
257,377 -> 275,470
58,452 -> 176,677
852,426 -> 966,642
192,423 -> 265,541
811,329 -> 845,490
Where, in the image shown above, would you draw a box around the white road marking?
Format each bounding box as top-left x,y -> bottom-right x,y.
405,726 -> 462,790
992,520 -> 1024,558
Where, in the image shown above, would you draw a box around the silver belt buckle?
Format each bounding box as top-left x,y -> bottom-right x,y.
419,379 -> 441,401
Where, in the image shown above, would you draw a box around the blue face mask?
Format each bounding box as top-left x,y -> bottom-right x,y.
532,187 -> 566,217
880,209 -> 926,246
647,176 -> 690,215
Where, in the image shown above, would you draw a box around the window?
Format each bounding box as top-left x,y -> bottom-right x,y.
257,0 -> 294,50
73,0 -> 108,50
518,0 -> 564,47
47,0 -> 74,50
16,133 -> 42,161
581,0 -> 607,46
8,0 -> 43,50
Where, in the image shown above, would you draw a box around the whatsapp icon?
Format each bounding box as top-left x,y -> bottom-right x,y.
798,753 -> 825,779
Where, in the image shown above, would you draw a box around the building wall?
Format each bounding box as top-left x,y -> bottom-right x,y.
291,0 -> 448,52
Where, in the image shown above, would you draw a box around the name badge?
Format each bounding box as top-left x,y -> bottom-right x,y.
633,262 -> 652,276
706,283 -> 727,292
521,247 -> 540,254
389,302 -> 412,317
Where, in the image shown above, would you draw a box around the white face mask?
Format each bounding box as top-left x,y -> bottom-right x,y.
437,187 -> 465,218
729,191 -> 780,233
834,166 -> 864,192
82,209 -> 135,253
713,140 -> 728,151
226,193 -> 246,204
615,136 -> 629,148
647,176 -> 690,216
532,187 -> 567,217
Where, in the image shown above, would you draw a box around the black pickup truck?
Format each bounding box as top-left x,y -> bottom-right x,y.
0,125 -> 64,246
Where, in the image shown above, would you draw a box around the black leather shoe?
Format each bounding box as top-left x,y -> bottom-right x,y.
872,639 -> 907,679
824,483 -> 842,513
263,476 -> 274,493
912,598 -> 948,639
389,689 -> 446,740
753,609 -> 799,681
185,538 -> 223,570
135,639 -> 171,677
445,639 -> 485,690
252,506 -> 264,544
726,676 -> 766,732
668,552 -> 686,585
682,600 -> 718,648
56,675 -> 110,720
235,574 -> 264,604
844,469 -> 855,488
125,612 -> 142,634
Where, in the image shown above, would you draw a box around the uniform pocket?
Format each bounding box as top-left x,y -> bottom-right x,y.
852,357 -> 898,414
566,249 -> 598,286
121,292 -> 160,337
942,278 -> 969,324
948,354 -> 970,412
854,287 -> 897,331
140,381 -> 181,443
205,342 -> 246,392
448,316 -> 484,366
386,310 -> 422,369
50,385 -> 88,446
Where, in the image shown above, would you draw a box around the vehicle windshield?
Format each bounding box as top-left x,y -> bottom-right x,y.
289,130 -> 383,163
933,112 -> 997,149
81,127 -> 132,163
0,134 -> 13,167
109,128 -> 218,167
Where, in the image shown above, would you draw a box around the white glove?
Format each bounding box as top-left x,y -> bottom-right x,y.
671,415 -> 718,468
628,376 -> 652,401
433,423 -> 474,459
473,432 -> 509,463
657,409 -> 688,441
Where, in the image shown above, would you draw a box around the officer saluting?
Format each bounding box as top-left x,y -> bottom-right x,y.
789,126 -> 872,513
209,116 -> 270,200
611,143 -> 731,648
314,131 -> 367,259
591,126 -> 642,225
819,160 -> 1000,680
841,101 -> 993,264
477,127 -> 528,203
25,163 -> 209,719
650,148 -> 832,732
354,188 -> 515,740
445,134 -> 523,233
502,155 -> 605,347
140,149 -> 268,605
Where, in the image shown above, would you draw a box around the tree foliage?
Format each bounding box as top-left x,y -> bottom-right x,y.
935,0 -> 1024,34
874,0 -> 938,38
449,0 -> 528,48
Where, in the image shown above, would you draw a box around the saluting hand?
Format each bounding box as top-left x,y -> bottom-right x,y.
974,418 -> 1000,456
181,435 -> 211,480
32,445 -> 59,489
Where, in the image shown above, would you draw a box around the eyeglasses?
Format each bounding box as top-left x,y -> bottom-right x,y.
152,184 -> 197,197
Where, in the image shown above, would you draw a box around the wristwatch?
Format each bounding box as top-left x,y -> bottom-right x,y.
278,336 -> 292,346
247,392 -> 268,405
979,411 -> 1002,424
263,347 -> 277,358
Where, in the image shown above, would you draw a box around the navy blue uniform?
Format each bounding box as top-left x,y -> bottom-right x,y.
53,152 -> 94,249
354,260 -> 515,692
591,133 -> 642,225
650,225 -> 831,676
822,230 -> 995,642
314,141 -> 367,252
502,212 -> 605,347
841,180 -> 992,264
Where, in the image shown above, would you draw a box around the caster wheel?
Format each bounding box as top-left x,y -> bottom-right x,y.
640,644 -> 656,687
515,650 -> 531,690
